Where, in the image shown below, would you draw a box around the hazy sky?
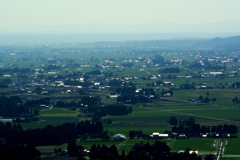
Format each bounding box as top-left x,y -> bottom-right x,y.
1,0 -> 240,29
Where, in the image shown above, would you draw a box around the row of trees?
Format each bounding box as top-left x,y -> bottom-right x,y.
171,124 -> 238,135
198,95 -> 217,103
0,67 -> 32,74
169,116 -> 238,135
0,121 -> 103,146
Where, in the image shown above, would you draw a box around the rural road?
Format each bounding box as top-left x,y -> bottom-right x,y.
216,140 -> 223,160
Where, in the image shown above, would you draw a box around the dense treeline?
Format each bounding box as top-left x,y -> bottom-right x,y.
89,141 -> 203,160
0,121 -> 103,146
0,142 -> 41,160
0,95 -> 24,117
0,67 -> 32,75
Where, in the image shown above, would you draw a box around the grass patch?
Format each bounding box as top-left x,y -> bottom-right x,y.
224,138 -> 240,155
171,138 -> 217,155
39,108 -> 79,117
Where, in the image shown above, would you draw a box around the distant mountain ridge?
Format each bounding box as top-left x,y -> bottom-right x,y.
102,35 -> 240,50
194,36 -> 240,50
0,33 -> 240,51
1,20 -> 240,34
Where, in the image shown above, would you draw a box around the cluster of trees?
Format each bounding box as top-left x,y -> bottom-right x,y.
117,95 -> 152,104
160,67 -> 180,73
90,144 -> 119,160
86,104 -> 132,122
0,95 -> 52,117
25,97 -> 50,108
0,121 -> 103,146
81,96 -> 101,107
44,64 -> 61,72
232,82 -> 240,88
180,84 -> 196,89
65,141 -> 85,157
152,54 -> 164,64
86,70 -> 102,75
116,87 -> 157,104
169,117 -> 195,126
129,130 -> 144,139
86,104 -> 132,118
55,100 -> 81,110
108,79 -> 124,86
0,95 -> 24,117
161,89 -> 173,96
188,62 -> 202,69
102,71 -> 115,77
121,62 -> 134,68
56,96 -> 101,108
0,78 -> 12,88
232,96 -> 240,103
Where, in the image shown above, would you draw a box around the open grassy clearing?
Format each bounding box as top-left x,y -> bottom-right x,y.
20,108 -> 81,129
39,108 -> 79,117
20,117 -> 80,130
171,138 -> 217,155
223,138 -> 240,155
169,89 -> 240,105
103,106 -> 230,135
